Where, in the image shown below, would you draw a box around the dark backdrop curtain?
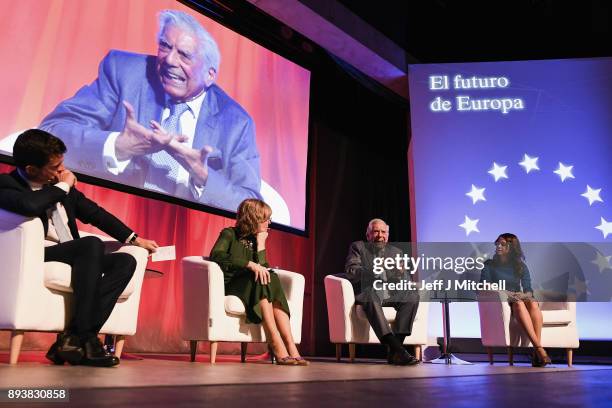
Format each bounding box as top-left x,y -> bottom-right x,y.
308,57 -> 411,356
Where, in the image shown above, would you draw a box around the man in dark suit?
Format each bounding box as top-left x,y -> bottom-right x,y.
40,9 -> 261,212
0,129 -> 158,367
344,218 -> 420,365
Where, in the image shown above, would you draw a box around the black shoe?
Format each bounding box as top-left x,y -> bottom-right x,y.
45,336 -> 65,365
56,334 -> 85,365
387,348 -> 420,366
82,337 -> 120,367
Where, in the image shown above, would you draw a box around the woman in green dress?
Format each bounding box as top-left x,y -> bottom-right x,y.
210,199 -> 307,365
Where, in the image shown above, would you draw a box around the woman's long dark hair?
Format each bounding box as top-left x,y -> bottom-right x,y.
492,233 -> 526,277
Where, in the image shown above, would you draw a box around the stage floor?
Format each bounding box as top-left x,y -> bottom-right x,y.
1,353 -> 612,407
1,352 -> 611,389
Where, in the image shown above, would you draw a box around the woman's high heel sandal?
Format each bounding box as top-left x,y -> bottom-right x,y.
276,356 -> 299,366
293,356 -> 310,366
267,344 -> 277,364
532,347 -> 551,367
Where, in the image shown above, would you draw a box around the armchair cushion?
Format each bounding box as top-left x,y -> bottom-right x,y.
42,261 -> 73,292
541,309 -> 572,325
43,261 -> 136,300
355,305 -> 397,322
224,295 -> 246,316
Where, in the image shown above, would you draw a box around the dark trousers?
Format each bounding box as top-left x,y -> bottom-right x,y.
356,289 -> 419,341
44,236 -> 136,339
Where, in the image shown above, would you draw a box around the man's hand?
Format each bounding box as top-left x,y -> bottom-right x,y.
150,120 -> 212,186
115,101 -> 185,161
256,231 -> 268,251
133,236 -> 159,254
247,261 -> 270,285
58,170 -> 77,188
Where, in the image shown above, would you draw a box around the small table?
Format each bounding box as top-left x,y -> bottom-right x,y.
426,291 -> 474,365
144,268 -> 164,278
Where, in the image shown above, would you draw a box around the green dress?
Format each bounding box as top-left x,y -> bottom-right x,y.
210,227 -> 290,324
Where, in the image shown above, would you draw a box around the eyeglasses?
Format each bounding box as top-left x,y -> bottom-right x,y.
494,242 -> 509,248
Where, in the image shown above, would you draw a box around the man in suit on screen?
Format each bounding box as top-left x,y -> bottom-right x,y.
0,129 -> 158,367
39,9 -> 262,212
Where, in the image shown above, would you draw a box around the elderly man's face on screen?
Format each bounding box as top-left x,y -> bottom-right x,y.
156,24 -> 213,101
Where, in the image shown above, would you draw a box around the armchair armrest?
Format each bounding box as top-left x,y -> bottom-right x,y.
324,275 -> 356,343
0,209 -> 47,329
181,256 -> 227,340
114,245 -> 148,299
274,269 -> 305,305
275,269 -> 305,343
477,290 -> 512,346
78,230 -> 147,298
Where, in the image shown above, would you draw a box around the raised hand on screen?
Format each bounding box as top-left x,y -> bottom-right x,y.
115,101 -> 185,161
150,119 -> 213,187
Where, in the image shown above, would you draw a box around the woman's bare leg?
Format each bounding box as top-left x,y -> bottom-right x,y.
525,300 -> 543,343
524,300 -> 548,360
272,303 -> 301,358
512,301 -> 547,360
259,298 -> 289,358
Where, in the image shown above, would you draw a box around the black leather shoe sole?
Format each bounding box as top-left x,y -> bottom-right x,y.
81,356 -> 120,367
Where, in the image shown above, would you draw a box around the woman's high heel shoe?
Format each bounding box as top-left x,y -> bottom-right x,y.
532,347 -> 551,367
267,344 -> 277,364
293,356 -> 310,366
276,356 -> 299,366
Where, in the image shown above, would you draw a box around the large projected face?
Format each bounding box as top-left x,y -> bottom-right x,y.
0,0 -> 310,231
156,25 -> 213,101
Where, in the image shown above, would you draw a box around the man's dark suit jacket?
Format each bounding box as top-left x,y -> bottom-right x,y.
343,241 -> 407,303
0,170 -> 132,242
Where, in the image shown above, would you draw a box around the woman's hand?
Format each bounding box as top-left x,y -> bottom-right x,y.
256,231 -> 268,250
247,261 -> 270,285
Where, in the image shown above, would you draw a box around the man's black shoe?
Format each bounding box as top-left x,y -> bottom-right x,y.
45,335 -> 65,365
387,348 -> 420,366
82,337 -> 120,367
56,334 -> 85,365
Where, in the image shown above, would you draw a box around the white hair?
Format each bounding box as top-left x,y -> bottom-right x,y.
158,10 -> 221,74
366,218 -> 389,235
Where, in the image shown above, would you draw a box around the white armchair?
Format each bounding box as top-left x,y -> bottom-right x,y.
324,275 -> 429,362
181,256 -> 305,364
0,209 -> 148,364
478,291 -> 579,366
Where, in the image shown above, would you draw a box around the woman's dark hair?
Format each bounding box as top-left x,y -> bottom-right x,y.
493,232 -> 526,277
12,129 -> 66,169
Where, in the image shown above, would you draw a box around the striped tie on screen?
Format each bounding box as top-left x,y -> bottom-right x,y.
144,102 -> 190,194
